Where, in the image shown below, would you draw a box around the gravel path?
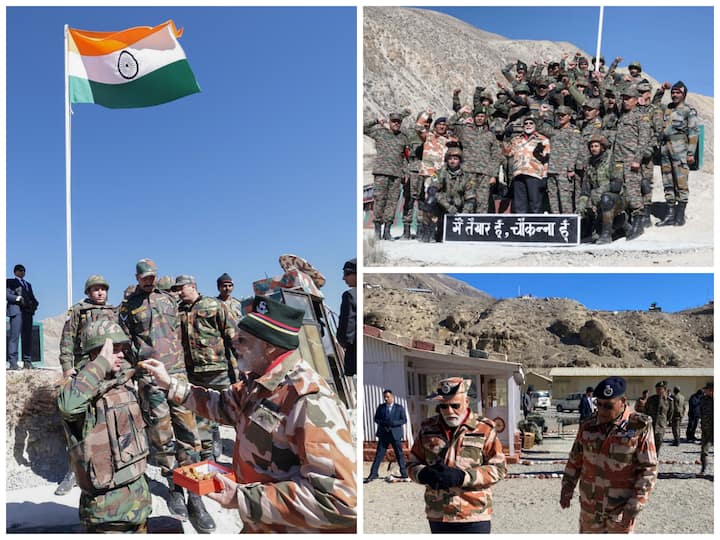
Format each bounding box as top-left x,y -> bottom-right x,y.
362,432 -> 713,534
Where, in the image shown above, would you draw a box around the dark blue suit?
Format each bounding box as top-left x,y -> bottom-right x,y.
579,394 -> 595,420
6,287 -> 23,368
368,401 -> 408,478
7,277 -> 38,365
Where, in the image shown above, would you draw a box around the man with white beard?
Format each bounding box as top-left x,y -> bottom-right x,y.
407,377 -> 507,534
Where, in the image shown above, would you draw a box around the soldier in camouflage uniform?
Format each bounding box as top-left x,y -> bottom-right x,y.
58,320 -> 151,533
55,274 -> 118,496
611,86 -> 653,240
118,259 -> 205,526
407,377 -> 507,533
654,81 -> 699,227
670,386 -> 687,446
449,105 -> 503,213
699,382 -> 713,474
156,275 -> 174,292
364,111 -> 410,241
560,377 -> 657,533
547,106 -> 584,213
216,272 -> 242,382
643,380 -> 673,456
434,146 -> 471,234
174,275 -> 238,473
142,296 -> 357,532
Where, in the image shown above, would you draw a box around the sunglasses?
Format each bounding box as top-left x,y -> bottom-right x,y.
438,403 -> 462,410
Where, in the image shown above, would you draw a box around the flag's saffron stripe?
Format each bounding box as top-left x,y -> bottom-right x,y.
69,20 -> 182,56
69,59 -> 199,109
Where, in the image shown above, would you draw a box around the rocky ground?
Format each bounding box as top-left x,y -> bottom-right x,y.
363,419 -> 713,534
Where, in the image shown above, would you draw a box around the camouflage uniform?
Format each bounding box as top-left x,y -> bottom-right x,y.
414,112 -> 450,226
561,406 -> 657,533
449,114 -> 502,213
217,295 -> 243,323
611,105 -> 652,217
644,394 -> 673,455
364,118 -> 409,226
167,349 -> 357,532
58,345 -> 151,532
178,295 -> 237,460
407,412 -> 507,524
547,122 -> 584,213
403,125 -> 425,228
59,300 -> 117,374
434,165 -> 471,215
658,100 -> 699,204
670,390 -> 686,444
637,99 -> 661,209
699,391 -> 713,472
118,288 -> 201,476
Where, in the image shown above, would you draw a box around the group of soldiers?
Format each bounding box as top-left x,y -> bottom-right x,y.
56,259 -> 357,532
365,53 -> 699,244
636,380 -> 714,473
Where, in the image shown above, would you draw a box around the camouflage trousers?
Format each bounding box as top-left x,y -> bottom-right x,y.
653,425 -> 666,456
416,176 -> 434,226
188,370 -> 230,460
579,510 -> 636,533
614,161 -> 643,215
660,139 -> 690,203
138,374 -> 201,476
641,158 -> 654,206
80,475 -> 151,532
463,172 -> 493,213
700,425 -> 713,467
547,173 -> 577,214
671,417 -> 682,443
373,174 -> 402,224
402,172 -> 423,224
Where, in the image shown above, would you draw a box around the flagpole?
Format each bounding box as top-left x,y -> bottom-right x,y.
64,24 -> 73,308
594,6 -> 604,73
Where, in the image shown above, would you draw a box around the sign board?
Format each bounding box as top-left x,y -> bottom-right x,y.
443,214 -> 580,245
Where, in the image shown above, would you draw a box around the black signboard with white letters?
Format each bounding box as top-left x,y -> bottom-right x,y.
443,214 -> 580,245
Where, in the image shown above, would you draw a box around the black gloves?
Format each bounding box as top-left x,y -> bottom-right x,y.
609,178 -> 623,193
418,463 -> 465,490
533,142 -> 549,164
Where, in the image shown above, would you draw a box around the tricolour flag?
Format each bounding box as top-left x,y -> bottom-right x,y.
68,20 -> 200,109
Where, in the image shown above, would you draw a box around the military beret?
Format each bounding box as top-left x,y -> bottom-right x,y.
173,274 -> 195,288
628,60 -> 642,71
593,376 -> 627,399
556,105 -> 574,116
655,380 -> 667,388
388,113 -> 403,122
135,258 -> 157,278
217,272 -> 233,285
426,377 -> 473,401
343,258 -> 357,274
583,98 -> 602,109
473,106 -> 489,116
671,80 -> 688,96
434,117 -> 448,126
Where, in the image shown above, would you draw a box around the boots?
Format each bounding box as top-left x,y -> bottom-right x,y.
55,470 -> 76,496
416,223 -> 427,243
374,222 -> 382,240
187,492 -> 217,533
626,214 -> 645,241
212,425 -> 222,460
382,222 -> 394,241
167,479 -> 189,521
656,203 -> 676,227
595,222 -> 613,244
401,224 -> 412,240
641,207 -> 652,228
674,202 -> 687,226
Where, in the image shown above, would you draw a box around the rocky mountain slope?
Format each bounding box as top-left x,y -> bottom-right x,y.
363,6 -> 714,184
364,274 -> 714,371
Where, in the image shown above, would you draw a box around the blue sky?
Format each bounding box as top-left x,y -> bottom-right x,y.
430,6 -> 713,97
6,7 -> 356,320
448,273 -> 714,313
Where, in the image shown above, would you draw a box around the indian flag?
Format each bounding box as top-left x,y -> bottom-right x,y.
68,20 -> 200,109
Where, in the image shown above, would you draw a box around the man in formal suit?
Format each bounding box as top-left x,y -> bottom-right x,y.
6,283 -> 23,370
7,264 -> 39,369
579,386 -> 596,421
365,389 -> 409,482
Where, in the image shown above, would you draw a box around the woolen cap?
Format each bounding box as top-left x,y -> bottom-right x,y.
238,296 -> 304,350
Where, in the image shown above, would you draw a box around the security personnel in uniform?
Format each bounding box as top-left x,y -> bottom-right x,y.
644,380 -> 673,456
560,377 -> 658,533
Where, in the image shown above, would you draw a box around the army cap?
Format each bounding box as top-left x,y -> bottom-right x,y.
135,258 -> 157,277
556,105 -> 574,116
156,275 -> 174,291
84,274 -> 109,293
426,377 -> 473,401
238,295 -> 303,350
173,274 -> 196,288
671,80 -> 688,96
583,98 -> 602,110
83,320 -> 130,354
217,272 -> 233,285
515,83 -> 531,94
655,380 -> 668,388
636,81 -> 652,93
343,258 -> 357,274
588,133 -> 610,149
593,376 -> 627,399
628,60 -> 642,71
621,86 -> 639,97
388,113 -> 403,122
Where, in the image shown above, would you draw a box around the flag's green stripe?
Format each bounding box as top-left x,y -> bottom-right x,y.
69,59 -> 200,109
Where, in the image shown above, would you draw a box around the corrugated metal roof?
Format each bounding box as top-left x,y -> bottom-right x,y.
549,367 -> 713,377
526,371 -> 552,382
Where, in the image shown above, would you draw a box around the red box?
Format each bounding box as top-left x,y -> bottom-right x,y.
412,339 -> 435,351
172,461 -> 236,496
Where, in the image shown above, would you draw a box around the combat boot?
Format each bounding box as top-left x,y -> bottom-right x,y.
54,470 -> 76,496
674,202 -> 687,226
625,214 -> 644,241
595,223 -> 613,244
187,492 -> 217,533
167,479 -> 189,521
641,208 -> 652,228
374,222 -> 382,240
656,203 -> 676,227
382,222 -> 394,241
212,425 -> 222,460
416,223 -> 427,243
401,224 -> 412,240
